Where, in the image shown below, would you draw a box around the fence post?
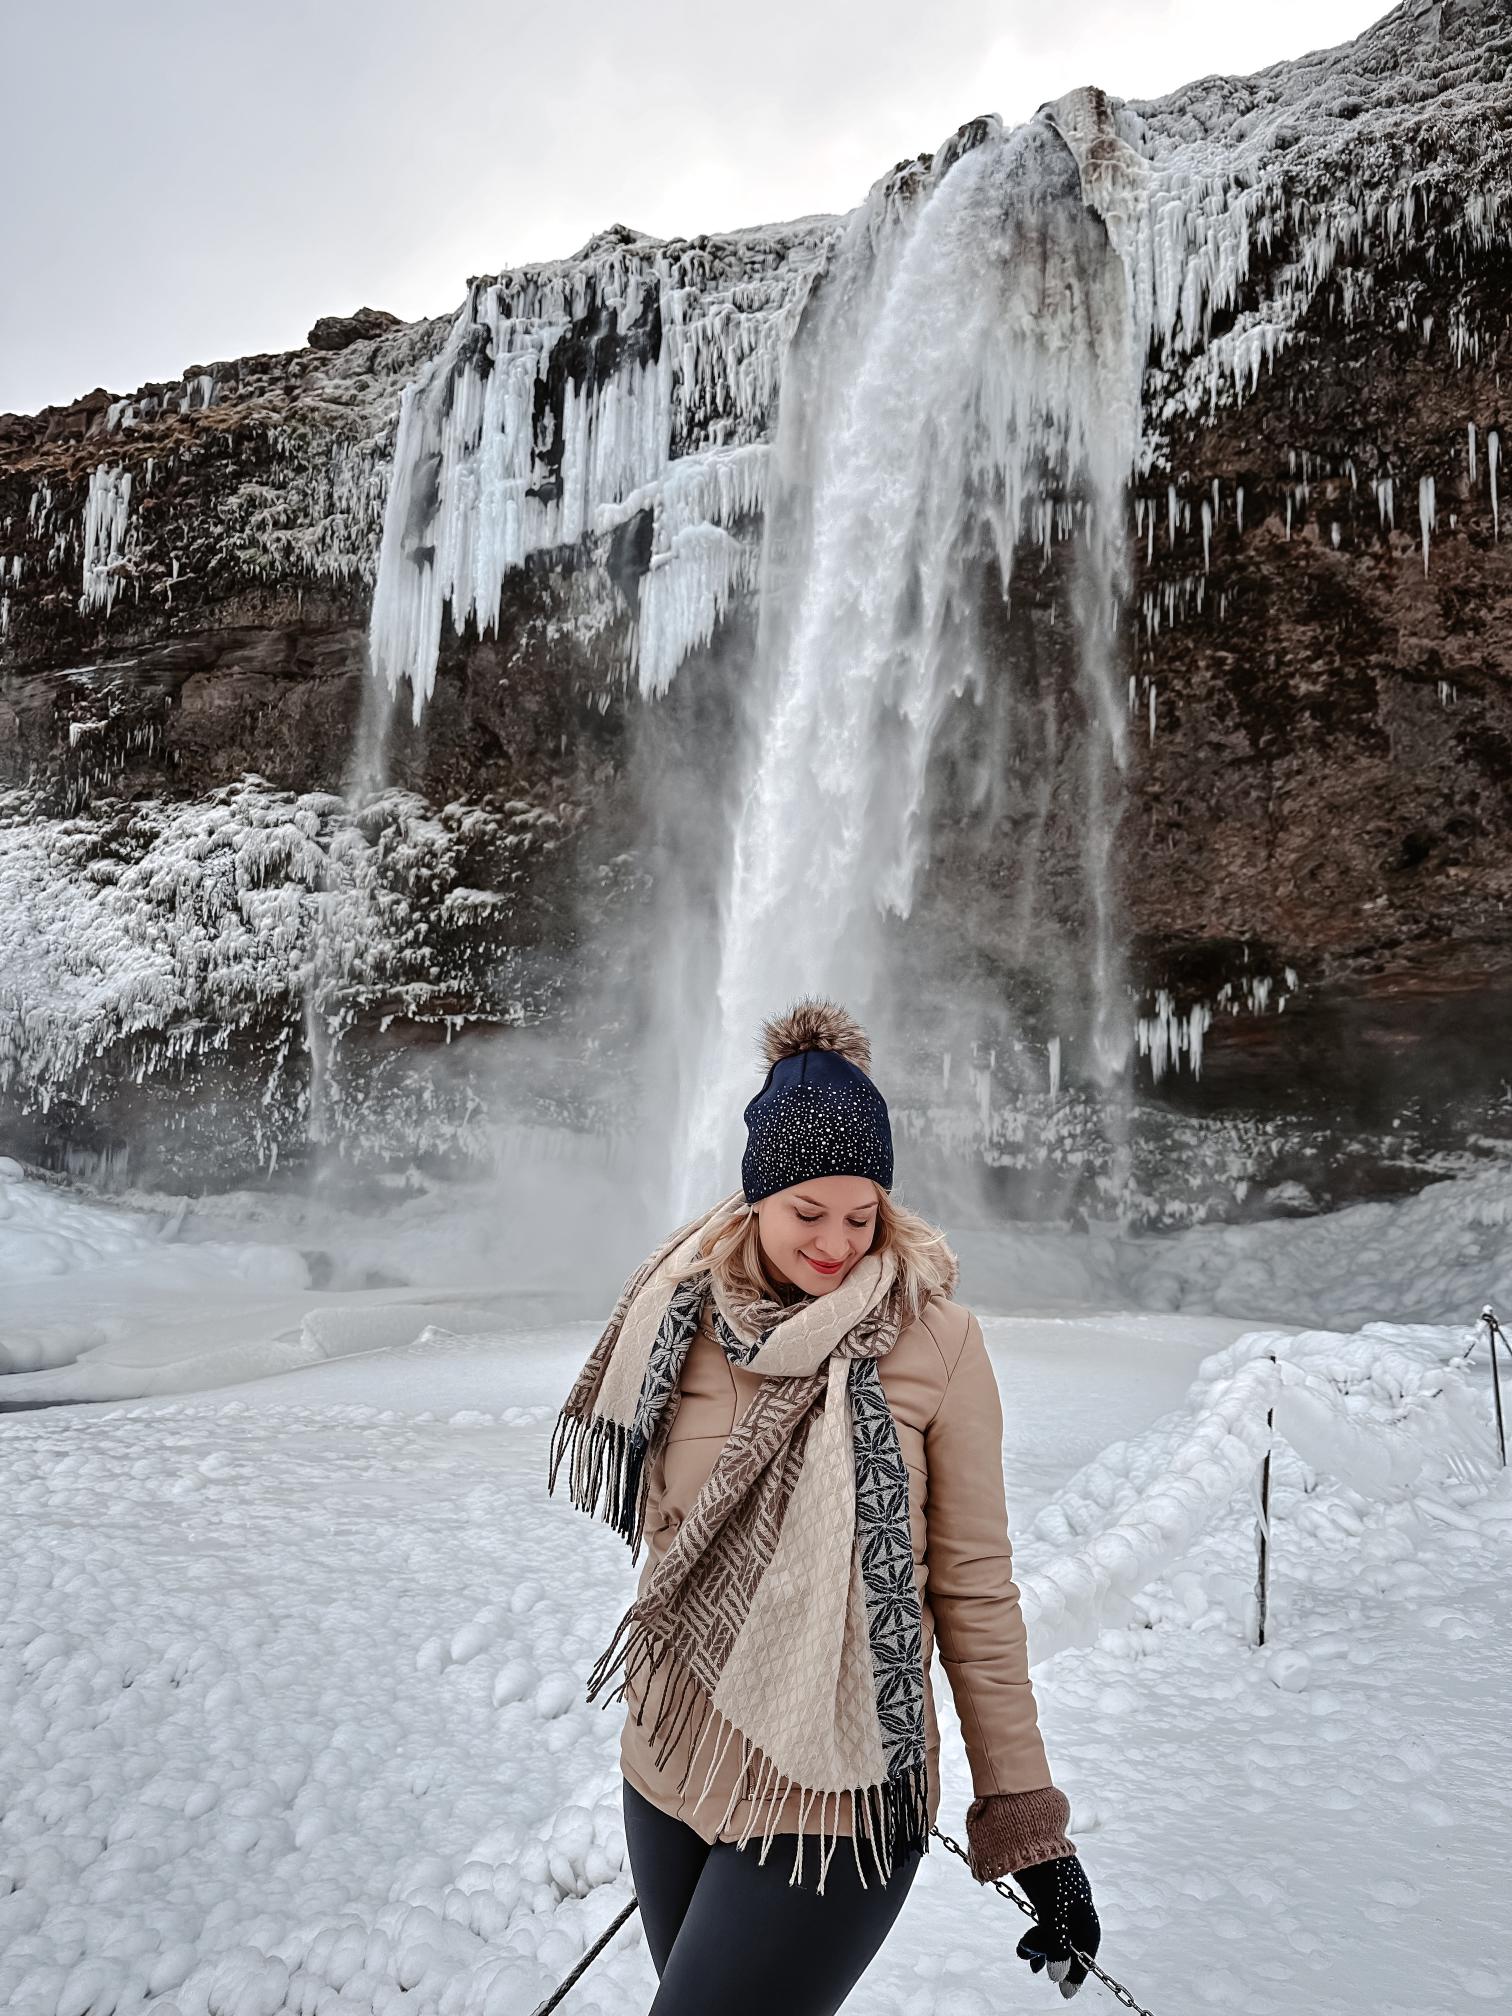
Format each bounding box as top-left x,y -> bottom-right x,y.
1481,1307 -> 1508,1469
1254,1356 -> 1276,1648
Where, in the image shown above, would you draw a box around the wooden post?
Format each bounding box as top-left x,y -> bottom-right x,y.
1484,1309 -> 1508,1469
1255,1356 -> 1276,1648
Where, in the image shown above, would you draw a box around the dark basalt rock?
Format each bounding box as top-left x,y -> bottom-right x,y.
306,307 -> 404,352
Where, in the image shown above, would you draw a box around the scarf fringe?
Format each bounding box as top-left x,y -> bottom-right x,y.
589,1609 -> 931,1898
547,1408 -> 650,1553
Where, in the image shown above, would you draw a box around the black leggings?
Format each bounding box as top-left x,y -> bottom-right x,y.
621,1777 -> 921,2015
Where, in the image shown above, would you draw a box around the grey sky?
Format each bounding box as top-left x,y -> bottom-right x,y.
4,0 -> 1390,417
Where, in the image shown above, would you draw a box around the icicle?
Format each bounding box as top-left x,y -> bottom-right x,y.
1490,430 -> 1501,539
1167,481 -> 1179,548
1468,422 -> 1478,487
366,236 -> 813,716
79,464 -> 133,615
1148,680 -> 1157,741
1235,483 -> 1244,534
1187,1002 -> 1212,1078
1201,496 -> 1212,573
1418,475 -> 1436,575
1047,1036 -> 1061,1098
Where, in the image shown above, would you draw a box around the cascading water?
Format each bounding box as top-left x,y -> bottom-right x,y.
358,110 -> 1146,1220
295,570 -> 396,1153
667,115 -> 1141,1212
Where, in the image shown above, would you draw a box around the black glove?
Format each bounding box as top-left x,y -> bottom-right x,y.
1011,1854 -> 1101,1999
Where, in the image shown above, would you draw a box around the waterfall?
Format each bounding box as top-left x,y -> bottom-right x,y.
669,116 -> 1140,1210
359,115 -> 1144,1214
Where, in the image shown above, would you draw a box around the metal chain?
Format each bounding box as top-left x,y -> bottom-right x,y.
528,1897 -> 640,2016
529,1829 -> 1160,2016
929,1826 -> 1158,2015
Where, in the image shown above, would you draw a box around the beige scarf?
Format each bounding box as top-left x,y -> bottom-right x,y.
548,1189 -> 954,1892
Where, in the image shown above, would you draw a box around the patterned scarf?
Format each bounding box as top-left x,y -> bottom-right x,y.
547,1189 -> 954,1893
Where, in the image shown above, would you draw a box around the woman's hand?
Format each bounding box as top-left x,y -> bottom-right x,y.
1011,1854 -> 1101,1998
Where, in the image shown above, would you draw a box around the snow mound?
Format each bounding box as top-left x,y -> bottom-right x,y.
1021,1316 -> 1498,1662
1118,1161 -> 1512,1326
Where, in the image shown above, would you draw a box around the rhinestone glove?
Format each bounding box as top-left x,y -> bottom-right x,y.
1011,1854 -> 1101,2000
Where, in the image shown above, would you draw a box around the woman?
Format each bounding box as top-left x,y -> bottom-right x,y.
549,999 -> 1100,2014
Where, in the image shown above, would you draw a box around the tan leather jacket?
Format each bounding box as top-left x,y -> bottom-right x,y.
618,1292 -> 1067,1864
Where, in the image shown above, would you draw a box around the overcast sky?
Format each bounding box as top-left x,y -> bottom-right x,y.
4,0 -> 1391,417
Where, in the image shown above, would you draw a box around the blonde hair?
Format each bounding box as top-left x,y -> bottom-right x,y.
667,1185 -> 957,1331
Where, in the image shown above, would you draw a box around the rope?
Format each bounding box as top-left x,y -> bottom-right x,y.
525,1827 -> 1160,2015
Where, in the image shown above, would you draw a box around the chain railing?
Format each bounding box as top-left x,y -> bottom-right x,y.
527,1896 -> 640,2015
929,1825 -> 1158,2013
1460,1306 -> 1509,1466
526,1830 -> 1161,2016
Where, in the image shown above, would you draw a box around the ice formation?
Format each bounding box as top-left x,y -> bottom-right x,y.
1418,474 -> 1436,574
1136,968 -> 1297,1084
79,464 -> 133,615
365,6 -> 1512,731
1136,989 -> 1213,1083
1489,428 -> 1501,539
0,781 -> 545,1139
367,224 -> 833,718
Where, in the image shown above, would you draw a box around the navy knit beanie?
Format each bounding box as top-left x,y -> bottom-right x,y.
741,998 -> 893,1205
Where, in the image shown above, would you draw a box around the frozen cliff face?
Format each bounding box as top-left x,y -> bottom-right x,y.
368,220 -> 835,717
1,0 -> 1511,1216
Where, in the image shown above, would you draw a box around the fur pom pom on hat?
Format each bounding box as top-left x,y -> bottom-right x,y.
758,997 -> 874,1076
742,996 -> 893,1204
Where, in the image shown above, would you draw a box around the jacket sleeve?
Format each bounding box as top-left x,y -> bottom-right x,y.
924,1307 -> 1077,1877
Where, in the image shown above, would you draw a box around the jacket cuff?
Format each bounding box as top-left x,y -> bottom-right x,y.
964,1787 -> 1077,1883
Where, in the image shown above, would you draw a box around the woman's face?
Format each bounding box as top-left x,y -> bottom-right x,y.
755,1175 -> 880,1294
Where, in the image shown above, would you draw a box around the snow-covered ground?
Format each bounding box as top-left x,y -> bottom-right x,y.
3,1159 -> 1512,2015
